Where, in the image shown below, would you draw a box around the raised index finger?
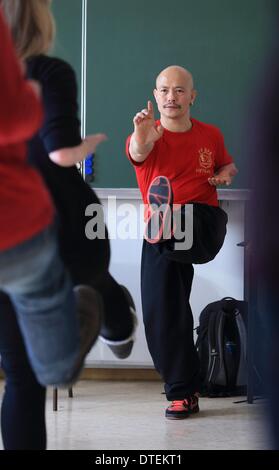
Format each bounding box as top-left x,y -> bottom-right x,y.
147,100 -> 154,117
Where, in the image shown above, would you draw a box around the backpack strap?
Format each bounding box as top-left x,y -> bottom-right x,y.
206,310 -> 218,384
207,310 -> 227,387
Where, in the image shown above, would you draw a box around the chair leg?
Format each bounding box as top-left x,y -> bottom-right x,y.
53,387 -> 58,411
52,387 -> 73,411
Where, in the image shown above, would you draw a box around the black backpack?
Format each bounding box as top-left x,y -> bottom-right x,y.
195,297 -> 248,397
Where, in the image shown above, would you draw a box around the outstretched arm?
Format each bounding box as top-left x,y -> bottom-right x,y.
129,101 -> 164,162
49,133 -> 108,167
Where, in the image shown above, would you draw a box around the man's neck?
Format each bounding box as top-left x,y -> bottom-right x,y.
160,115 -> 192,133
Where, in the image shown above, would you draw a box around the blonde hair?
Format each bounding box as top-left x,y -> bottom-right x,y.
1,0 -> 55,59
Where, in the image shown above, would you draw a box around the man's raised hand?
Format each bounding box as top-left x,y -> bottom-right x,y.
133,100 -> 163,146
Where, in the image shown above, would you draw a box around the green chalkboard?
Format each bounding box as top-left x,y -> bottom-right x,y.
52,0 -> 82,109
54,0 -> 273,189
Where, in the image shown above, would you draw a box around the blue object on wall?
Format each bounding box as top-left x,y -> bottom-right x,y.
84,153 -> 94,183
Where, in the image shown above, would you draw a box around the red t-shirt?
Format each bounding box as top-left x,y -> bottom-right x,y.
126,118 -> 233,210
0,9 -> 53,250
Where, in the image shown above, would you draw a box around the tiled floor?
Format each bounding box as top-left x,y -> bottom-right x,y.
0,380 -> 271,450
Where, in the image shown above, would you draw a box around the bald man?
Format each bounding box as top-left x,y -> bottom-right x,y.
126,65 -> 238,419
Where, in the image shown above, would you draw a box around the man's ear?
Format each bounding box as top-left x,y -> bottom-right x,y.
191,89 -> 197,104
153,88 -> 158,102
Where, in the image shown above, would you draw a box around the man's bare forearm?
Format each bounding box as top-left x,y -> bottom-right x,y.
129,134 -> 154,162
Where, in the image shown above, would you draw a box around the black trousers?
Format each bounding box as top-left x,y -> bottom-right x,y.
0,292 -> 46,450
141,203 -> 228,400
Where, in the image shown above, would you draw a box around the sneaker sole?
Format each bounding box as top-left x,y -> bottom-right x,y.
165,412 -> 191,420
145,176 -> 173,243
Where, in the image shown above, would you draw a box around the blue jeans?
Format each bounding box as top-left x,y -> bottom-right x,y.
0,224 -> 79,386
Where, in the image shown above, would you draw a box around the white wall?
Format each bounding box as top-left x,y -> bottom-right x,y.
86,191 -> 246,367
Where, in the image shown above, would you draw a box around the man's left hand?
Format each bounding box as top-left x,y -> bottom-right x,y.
208,174 -> 232,186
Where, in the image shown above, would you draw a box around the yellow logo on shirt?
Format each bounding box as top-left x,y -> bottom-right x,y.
198,148 -> 213,169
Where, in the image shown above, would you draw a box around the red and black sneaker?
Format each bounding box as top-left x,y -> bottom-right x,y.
145,176 -> 173,244
165,394 -> 200,420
